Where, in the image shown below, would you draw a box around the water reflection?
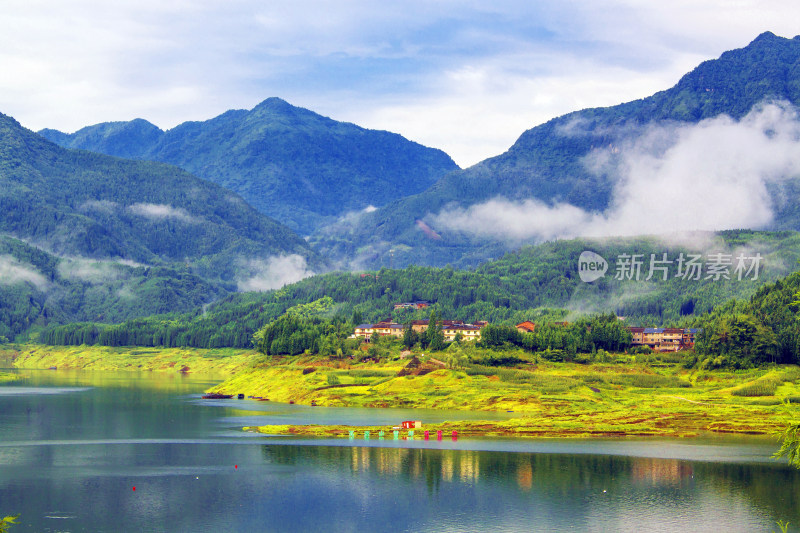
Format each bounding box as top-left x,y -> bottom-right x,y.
260,443 -> 799,527
2,368 -> 799,532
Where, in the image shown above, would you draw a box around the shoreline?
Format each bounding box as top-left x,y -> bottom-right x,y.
2,344 -> 256,375
4,344 -> 796,439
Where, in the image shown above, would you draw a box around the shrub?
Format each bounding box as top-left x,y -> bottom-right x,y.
538,349 -> 566,362
731,377 -> 779,397
607,373 -> 691,388
473,355 -> 526,367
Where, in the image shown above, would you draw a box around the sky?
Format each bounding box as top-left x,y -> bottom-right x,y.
1,1 -> 800,168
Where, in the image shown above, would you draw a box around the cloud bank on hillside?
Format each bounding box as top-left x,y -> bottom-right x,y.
236,254 -> 314,292
127,203 -> 200,224
431,101 -> 800,241
0,255 -> 48,289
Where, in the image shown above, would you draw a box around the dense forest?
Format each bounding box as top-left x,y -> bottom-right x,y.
0,111 -> 315,270
35,229 -> 798,350
0,235 -> 231,341
693,270 -> 800,367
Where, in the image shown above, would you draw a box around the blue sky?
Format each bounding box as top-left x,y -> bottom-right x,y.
1,1 -> 799,166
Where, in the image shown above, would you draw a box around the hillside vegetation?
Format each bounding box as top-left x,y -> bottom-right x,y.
34,230 -> 800,349
1,111 -> 313,269
0,110 -> 322,339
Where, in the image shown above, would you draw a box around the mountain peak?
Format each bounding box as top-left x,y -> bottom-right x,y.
751,30 -> 779,44
253,97 -> 295,113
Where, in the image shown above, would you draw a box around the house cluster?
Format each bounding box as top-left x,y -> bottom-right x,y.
514,320 -> 700,353
354,319 -> 487,342
514,321 -> 569,333
393,300 -> 431,310
627,327 -> 700,352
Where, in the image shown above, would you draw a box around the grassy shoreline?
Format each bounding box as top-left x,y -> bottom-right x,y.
214,351 -> 799,439
4,344 -> 798,439
2,344 -> 257,375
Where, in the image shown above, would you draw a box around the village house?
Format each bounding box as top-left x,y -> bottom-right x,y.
627,327 -> 699,352
353,319 -> 484,342
393,300 -> 431,310
441,323 -> 482,341
515,321 -> 537,333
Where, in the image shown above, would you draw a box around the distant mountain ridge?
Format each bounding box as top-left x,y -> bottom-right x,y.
39,98 -> 459,234
1,111 -> 314,274
310,31 -> 800,268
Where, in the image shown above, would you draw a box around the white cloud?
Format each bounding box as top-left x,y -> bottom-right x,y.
237,255 -> 314,292
127,203 -> 200,223
315,205 -> 379,237
79,199 -> 119,214
57,257 -> 140,283
0,255 -> 48,290
431,102 -> 800,240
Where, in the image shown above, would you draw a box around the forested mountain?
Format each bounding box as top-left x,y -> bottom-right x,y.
38,230 -> 800,349
312,32 -> 800,268
38,98 -> 459,235
0,111 -> 323,339
0,110 -> 316,276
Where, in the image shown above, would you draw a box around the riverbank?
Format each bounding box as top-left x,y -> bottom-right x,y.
225,353 -> 800,438
5,345 -> 798,438
2,344 -> 257,375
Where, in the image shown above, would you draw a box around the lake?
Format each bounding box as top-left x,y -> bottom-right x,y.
1,367 -> 798,532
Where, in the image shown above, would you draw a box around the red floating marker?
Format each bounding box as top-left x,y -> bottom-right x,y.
132,486 -> 136,491
234,465 -> 238,469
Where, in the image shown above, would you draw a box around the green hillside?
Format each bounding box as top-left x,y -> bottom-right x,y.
0,110 -> 324,340
38,98 -> 459,234
0,110 -> 317,275
0,235 -> 230,341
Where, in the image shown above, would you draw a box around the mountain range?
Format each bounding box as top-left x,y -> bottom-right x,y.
310,31 -> 800,268
4,31 -> 800,341
39,98 -> 459,235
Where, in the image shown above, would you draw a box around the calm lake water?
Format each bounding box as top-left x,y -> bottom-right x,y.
1,367 -> 799,532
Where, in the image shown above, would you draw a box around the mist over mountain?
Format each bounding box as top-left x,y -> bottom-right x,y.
0,110 -> 325,338
34,229 -> 800,350
0,234 -> 229,341
39,98 -> 459,235
312,32 -> 800,269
